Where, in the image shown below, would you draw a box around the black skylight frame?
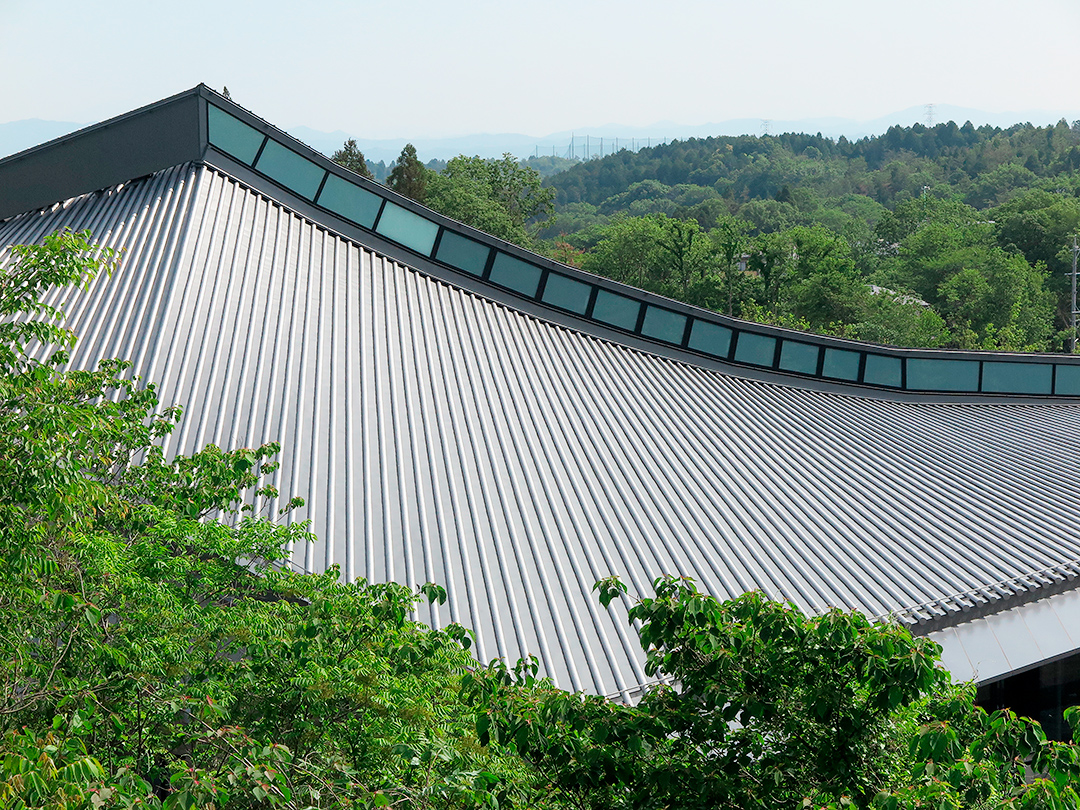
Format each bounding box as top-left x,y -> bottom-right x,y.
5,84 -> 1080,400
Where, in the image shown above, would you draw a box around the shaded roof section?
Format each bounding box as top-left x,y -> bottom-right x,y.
4,86 -> 1080,402
4,163 -> 1080,695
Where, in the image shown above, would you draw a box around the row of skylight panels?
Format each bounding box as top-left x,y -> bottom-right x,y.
207,104 -> 1078,398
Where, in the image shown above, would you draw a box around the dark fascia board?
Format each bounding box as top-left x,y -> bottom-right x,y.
0,86 -> 207,221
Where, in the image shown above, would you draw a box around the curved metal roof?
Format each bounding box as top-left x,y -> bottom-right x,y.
4,91 -> 1080,696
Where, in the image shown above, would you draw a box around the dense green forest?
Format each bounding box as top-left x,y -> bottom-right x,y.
355,119 -> 1080,353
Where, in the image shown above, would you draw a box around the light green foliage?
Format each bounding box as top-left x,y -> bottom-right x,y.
579,214 -> 668,290
466,577 -> 1080,810
425,154 -> 554,249
846,294 -> 951,349
874,197 -> 1055,350
579,214 -> 715,306
0,232 -> 548,809
783,225 -> 866,328
0,229 -> 119,371
711,214 -> 749,315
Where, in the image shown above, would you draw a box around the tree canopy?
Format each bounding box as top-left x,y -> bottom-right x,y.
467,577 -> 1080,809
534,119 -> 1080,351
426,154 -> 554,248
387,144 -> 429,203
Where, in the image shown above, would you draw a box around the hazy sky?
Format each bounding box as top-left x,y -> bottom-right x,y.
4,0 -> 1080,138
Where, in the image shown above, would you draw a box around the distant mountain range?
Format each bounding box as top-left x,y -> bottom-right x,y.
4,105 -> 1079,165
274,106 -> 1080,164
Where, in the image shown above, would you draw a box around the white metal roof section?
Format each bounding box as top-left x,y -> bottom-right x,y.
5,165 -> 1080,697
931,588 -> 1080,685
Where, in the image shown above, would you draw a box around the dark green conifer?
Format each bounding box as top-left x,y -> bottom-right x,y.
331,138 -> 374,180
387,143 -> 428,202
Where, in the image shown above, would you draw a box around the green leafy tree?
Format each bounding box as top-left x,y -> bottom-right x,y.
387,143 -> 430,203
748,229 -> 792,310
848,293 -> 951,349
871,198 -> 1055,349
426,154 -> 555,248
784,225 -> 868,329
466,577 -> 1080,810
0,231 -> 550,809
655,214 -> 710,292
578,214 -> 713,302
711,214 -> 750,315
331,138 -> 374,180
579,215 -> 669,290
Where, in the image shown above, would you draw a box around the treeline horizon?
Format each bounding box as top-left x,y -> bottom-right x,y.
341,117 -> 1080,354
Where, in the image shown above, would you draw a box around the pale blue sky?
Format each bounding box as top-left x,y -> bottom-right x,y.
4,0 -> 1079,138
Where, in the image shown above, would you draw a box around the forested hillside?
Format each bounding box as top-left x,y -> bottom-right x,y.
344,119 -> 1080,353
533,119 -> 1080,352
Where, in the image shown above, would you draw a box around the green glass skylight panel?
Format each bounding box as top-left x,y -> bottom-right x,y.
435,231 -> 490,276
375,202 -> 439,255
317,173 -> 382,228
489,252 -> 542,297
907,358 -> 979,392
734,332 -> 776,367
982,361 -> 1052,395
255,139 -> 325,200
863,354 -> 902,387
1056,364 -> 1080,395
592,290 -> 641,331
822,348 -> 860,381
688,320 -> 732,358
207,105 -> 264,165
779,341 -> 820,375
542,273 -> 591,314
641,307 -> 687,344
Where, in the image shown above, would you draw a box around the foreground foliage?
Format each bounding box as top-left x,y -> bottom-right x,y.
467,577 -> 1080,809
0,231 -> 539,809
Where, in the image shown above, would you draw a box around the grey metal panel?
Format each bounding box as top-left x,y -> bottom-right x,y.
7,166 -> 1080,697
934,628 -> 975,680
950,619 -> 1011,681
0,91 -> 202,220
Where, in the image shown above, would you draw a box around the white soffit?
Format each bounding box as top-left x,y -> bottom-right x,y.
932,587 -> 1080,684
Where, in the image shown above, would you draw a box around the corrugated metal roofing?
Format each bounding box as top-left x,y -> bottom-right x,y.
5,164 -> 1080,696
